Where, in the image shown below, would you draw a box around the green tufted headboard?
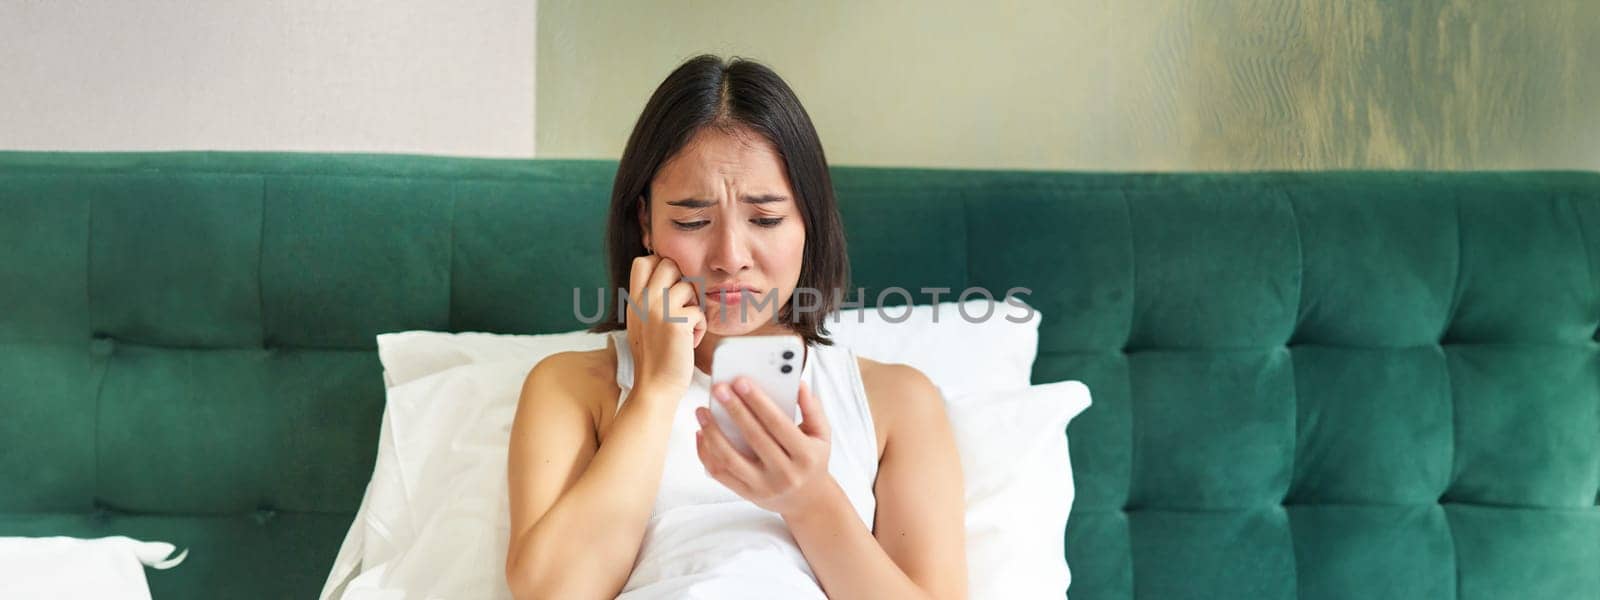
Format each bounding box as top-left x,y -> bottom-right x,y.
2,152 -> 1597,599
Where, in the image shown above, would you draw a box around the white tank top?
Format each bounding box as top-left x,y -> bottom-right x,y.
609,329 -> 880,599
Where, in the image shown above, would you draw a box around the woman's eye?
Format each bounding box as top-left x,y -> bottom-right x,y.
672,220 -> 709,231
752,217 -> 784,227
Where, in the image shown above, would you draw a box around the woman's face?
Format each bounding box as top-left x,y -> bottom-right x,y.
640,125 -> 806,336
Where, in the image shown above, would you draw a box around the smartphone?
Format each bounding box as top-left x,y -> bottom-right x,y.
709,335 -> 805,457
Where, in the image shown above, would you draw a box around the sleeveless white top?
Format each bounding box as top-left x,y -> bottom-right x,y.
610,329 -> 881,599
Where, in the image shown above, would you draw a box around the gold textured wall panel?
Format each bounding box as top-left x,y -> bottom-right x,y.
536,1 -> 1600,171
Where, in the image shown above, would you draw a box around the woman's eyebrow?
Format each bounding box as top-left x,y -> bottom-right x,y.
665,194 -> 788,208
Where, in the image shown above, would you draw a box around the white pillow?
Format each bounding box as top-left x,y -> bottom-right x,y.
947,380 -> 1091,600
821,296 -> 1040,398
322,360 -> 1089,599
373,297 -> 1041,397
323,326 -> 601,599
323,358 -> 533,600
376,329 -> 608,388
0,535 -> 188,600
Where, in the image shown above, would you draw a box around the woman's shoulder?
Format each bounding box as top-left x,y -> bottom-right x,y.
854,356 -> 942,456
528,334 -> 619,386
854,355 -> 932,389
524,338 -> 623,437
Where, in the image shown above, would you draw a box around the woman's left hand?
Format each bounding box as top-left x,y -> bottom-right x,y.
696,377 -> 833,517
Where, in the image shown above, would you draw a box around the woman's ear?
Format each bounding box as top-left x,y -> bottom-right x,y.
636,195 -> 652,253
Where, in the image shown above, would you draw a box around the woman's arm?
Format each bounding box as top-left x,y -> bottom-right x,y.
506,255 -> 703,598
503,350 -> 679,600
784,364 -> 967,600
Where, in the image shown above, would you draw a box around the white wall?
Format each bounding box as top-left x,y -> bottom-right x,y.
0,0 -> 537,157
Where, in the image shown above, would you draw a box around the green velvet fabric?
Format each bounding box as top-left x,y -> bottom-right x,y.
2,152 -> 1597,599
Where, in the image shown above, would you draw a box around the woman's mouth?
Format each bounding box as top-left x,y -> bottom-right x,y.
707,289 -> 754,305
705,286 -> 758,305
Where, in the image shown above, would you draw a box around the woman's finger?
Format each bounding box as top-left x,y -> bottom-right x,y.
667,279 -> 699,310
665,279 -> 702,327
626,255 -> 659,320
796,380 -> 830,442
696,429 -> 750,496
696,408 -> 762,489
691,310 -> 707,348
644,257 -> 683,312
728,377 -> 808,451
710,386 -> 789,466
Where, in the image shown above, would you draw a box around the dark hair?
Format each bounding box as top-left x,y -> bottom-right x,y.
587,54 -> 849,346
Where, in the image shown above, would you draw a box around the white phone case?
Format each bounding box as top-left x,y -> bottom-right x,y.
709,335 -> 806,457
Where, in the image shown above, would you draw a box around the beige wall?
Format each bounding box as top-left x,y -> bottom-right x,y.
0,1 -> 537,157
537,0 -> 1600,171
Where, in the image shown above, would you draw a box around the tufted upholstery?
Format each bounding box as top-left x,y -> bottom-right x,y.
1,152 -> 1597,599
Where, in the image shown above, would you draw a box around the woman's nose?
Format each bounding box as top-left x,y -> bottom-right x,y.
706,222 -> 753,274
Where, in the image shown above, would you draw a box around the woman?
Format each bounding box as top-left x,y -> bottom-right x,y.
505,54 -> 966,599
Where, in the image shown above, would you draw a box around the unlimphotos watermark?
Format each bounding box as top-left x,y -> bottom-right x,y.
571,278 -> 1035,326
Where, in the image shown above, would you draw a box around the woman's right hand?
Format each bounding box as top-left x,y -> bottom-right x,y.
625,255 -> 707,401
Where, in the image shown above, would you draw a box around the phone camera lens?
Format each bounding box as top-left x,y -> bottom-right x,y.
780,364 -> 793,374
782,350 -> 795,360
